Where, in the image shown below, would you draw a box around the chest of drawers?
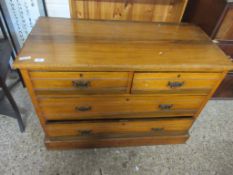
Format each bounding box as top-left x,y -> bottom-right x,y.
14,17 -> 233,149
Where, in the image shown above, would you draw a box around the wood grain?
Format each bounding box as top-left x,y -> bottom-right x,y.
70,0 -> 188,22
45,117 -> 193,137
13,17 -> 233,149
30,71 -> 129,94
13,18 -> 233,72
19,69 -> 48,134
38,95 -> 205,120
45,133 -> 189,149
194,71 -> 228,118
132,72 -> 221,94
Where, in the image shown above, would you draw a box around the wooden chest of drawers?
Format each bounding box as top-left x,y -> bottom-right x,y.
13,17 -> 233,149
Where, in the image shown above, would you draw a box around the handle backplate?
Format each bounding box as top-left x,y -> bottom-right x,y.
75,106 -> 92,112
159,104 -> 173,110
72,80 -> 90,88
78,130 -> 92,136
168,81 -> 184,88
151,128 -> 164,132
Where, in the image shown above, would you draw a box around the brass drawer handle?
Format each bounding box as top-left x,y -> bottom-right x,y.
168,81 -> 184,88
151,128 -> 164,132
75,106 -> 92,112
72,80 -> 90,88
159,104 -> 173,110
78,130 -> 92,136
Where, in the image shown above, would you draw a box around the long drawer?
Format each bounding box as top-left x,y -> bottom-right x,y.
39,95 -> 205,120
30,71 -> 129,95
132,73 -> 221,94
45,118 -> 193,137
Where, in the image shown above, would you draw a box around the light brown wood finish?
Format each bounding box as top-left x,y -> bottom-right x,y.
30,71 -> 129,94
13,18 -> 233,149
132,72 -> 221,94
46,118 -> 193,137
127,72 -> 134,93
13,18 -> 233,72
45,134 -> 189,149
69,0 -> 188,23
39,95 -> 205,120
194,71 -> 228,118
20,70 -> 47,131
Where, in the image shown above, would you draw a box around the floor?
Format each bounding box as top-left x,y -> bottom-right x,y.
0,82 -> 233,175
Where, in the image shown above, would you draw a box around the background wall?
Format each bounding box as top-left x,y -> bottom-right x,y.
2,0 -> 40,48
45,0 -> 70,18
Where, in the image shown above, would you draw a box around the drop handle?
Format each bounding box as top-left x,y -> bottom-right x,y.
78,130 -> 92,136
159,104 -> 173,110
168,81 -> 184,88
72,80 -> 90,88
75,106 -> 92,112
151,128 -> 164,132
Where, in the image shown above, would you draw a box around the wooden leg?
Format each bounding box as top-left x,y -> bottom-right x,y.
1,80 -> 25,132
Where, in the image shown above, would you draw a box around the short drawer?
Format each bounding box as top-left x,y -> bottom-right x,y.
39,95 -> 205,120
30,71 -> 129,95
132,73 -> 221,94
45,118 -> 193,137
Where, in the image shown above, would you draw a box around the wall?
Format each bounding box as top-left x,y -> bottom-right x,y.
45,0 -> 70,18
4,0 -> 40,47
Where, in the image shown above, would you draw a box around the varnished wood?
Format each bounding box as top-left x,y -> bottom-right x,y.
38,95 -> 205,120
45,117 -> 193,137
30,71 -> 129,94
69,0 -> 188,23
127,72 -> 134,93
13,18 -> 233,72
45,133 -> 189,149
194,71 -> 228,118
13,18 -> 233,149
19,70 -> 47,132
132,72 -> 221,94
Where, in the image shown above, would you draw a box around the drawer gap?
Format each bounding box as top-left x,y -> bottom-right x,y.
45,116 -> 193,125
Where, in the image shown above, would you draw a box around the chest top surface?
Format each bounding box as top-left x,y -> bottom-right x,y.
14,17 -> 233,72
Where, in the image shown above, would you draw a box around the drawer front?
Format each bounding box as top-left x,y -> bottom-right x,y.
39,95 -> 205,120
30,71 -> 129,95
46,118 -> 193,137
132,73 -> 221,94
